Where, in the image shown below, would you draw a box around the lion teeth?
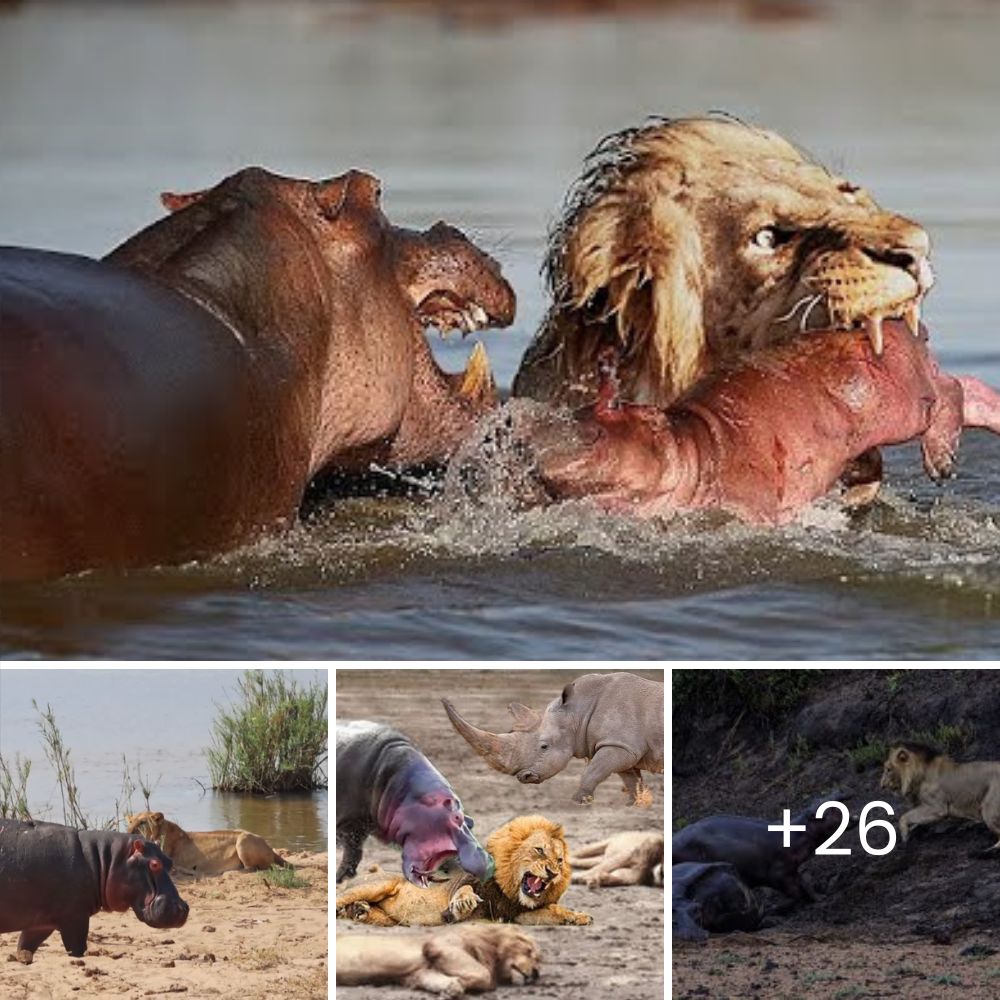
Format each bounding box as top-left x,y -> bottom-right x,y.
904,301 -> 921,337
866,315 -> 884,356
470,304 -> 488,328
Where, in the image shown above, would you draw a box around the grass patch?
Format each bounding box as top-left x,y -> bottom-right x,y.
0,753 -> 32,820
259,864 -> 308,889
908,723 -> 973,755
846,737 -> 889,772
928,974 -> 963,986
207,670 -> 327,793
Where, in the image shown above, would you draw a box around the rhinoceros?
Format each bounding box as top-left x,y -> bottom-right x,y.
442,672 -> 663,805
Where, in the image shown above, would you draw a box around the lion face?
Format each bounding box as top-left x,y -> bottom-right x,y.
126,811 -> 165,841
880,744 -> 934,798
486,815 -> 571,910
516,116 -> 933,407
494,928 -> 542,985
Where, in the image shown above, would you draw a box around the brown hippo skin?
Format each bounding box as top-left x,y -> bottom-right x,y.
485,320 -> 1000,523
0,819 -> 189,964
0,167 -> 515,581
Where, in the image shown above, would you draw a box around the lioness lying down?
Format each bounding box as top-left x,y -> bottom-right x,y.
336,925 -> 541,996
336,815 -> 592,926
570,831 -> 664,887
126,810 -> 288,875
880,744 -> 1000,853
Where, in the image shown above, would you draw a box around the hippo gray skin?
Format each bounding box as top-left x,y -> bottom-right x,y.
336,720 -> 494,887
672,801 -> 844,903
672,862 -> 764,942
0,819 -> 189,964
0,167 -> 514,582
443,672 -> 664,805
452,320 -> 1000,524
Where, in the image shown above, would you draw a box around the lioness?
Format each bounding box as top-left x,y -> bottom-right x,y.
880,744 -> 1000,852
570,831 -> 664,887
126,811 -> 288,875
515,115 -> 933,410
336,925 -> 541,996
335,814 -> 592,926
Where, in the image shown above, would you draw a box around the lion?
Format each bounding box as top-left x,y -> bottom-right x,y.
336,925 -> 541,996
335,814 -> 592,926
125,810 -> 288,875
570,831 -> 664,887
513,115 -> 934,411
880,744 -> 1000,853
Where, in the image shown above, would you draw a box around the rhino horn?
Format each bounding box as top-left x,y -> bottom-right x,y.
442,699 -> 521,774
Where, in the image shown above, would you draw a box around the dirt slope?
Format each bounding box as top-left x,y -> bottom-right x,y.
672,669 -> 1000,999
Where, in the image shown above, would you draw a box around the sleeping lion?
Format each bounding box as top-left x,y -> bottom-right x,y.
514,115 -> 934,410
335,814 -> 592,926
336,925 -> 541,996
570,831 -> 664,887
126,810 -> 288,875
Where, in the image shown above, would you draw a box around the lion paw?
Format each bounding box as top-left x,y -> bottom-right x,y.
569,911 -> 593,925
447,886 -> 482,921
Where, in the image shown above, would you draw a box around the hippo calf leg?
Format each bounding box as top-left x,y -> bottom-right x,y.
573,746 -> 642,805
336,830 -> 367,882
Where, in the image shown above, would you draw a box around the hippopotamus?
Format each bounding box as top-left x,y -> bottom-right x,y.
672,862 -> 764,942
0,166 -> 515,582
0,819 -> 189,964
336,720 -> 494,887
450,320 -> 1000,524
672,801 -> 844,902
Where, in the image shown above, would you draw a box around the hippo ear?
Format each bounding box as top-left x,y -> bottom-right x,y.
508,703 -> 541,732
161,189 -> 209,213
313,175 -> 349,220
130,839 -> 147,857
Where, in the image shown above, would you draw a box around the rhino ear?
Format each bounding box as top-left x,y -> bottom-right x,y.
508,703 -> 541,732
560,681 -> 576,705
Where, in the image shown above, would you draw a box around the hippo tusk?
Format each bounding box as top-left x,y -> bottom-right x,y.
458,342 -> 494,402
442,698 -> 520,774
865,314 -> 884,356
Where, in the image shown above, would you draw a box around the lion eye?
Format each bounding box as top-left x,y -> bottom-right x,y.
751,226 -> 789,251
535,847 -> 545,857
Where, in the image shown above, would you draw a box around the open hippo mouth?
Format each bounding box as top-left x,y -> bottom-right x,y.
416,290 -> 496,336
408,850 -> 460,888
520,870 -> 552,900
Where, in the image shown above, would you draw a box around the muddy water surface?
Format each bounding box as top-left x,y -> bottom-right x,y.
1,1 -> 998,657
0,669 -> 328,849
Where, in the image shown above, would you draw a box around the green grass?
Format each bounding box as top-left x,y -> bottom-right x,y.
846,737 -> 890,771
207,670 -> 327,794
258,864 -> 307,889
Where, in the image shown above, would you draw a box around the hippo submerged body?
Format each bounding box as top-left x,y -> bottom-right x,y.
0,819 -> 189,964
0,167 -> 514,582
336,720 -> 494,887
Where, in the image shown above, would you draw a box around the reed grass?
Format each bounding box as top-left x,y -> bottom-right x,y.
206,671 -> 327,794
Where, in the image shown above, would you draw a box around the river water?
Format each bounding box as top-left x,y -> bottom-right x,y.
0,668 -> 328,849
0,1 -> 998,658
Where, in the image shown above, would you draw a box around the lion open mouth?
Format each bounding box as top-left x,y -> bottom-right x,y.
520,871 -> 550,899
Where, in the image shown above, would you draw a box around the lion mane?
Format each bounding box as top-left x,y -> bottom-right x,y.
514,115 -> 934,408
335,814 -> 591,927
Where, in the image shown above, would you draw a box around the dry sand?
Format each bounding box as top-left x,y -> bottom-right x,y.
336,668 -> 665,1000
0,850 -> 328,1000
